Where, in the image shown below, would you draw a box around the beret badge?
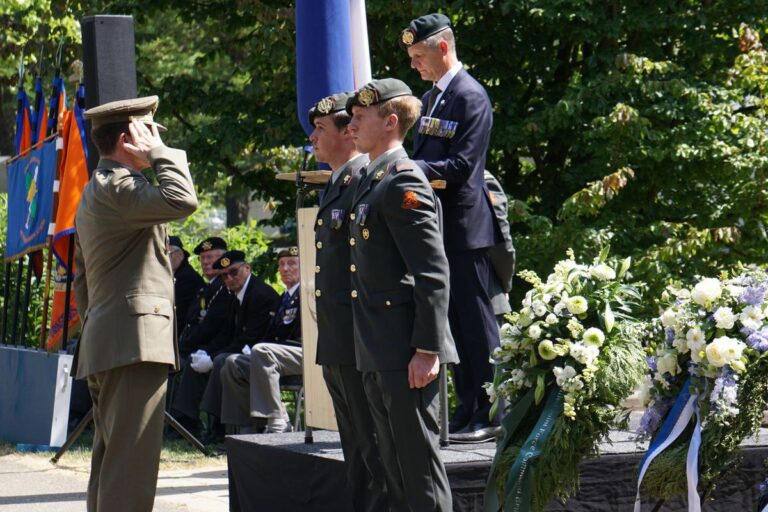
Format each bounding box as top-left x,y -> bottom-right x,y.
401,29 -> 415,46
316,96 -> 335,114
220,257 -> 230,268
357,88 -> 377,106
201,241 -> 212,251
289,247 -> 299,256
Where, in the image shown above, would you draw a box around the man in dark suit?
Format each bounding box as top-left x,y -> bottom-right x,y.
219,247 -> 302,434
346,78 -> 453,511
197,249 -> 280,443
171,236 -> 235,436
401,13 -> 502,441
168,236 -> 205,334
306,92 -> 389,511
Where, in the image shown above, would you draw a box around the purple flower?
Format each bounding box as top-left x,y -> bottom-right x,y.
638,407 -> 663,437
748,330 -> 768,351
647,356 -> 657,372
740,286 -> 766,306
665,328 -> 675,342
741,326 -> 755,337
760,477 -> 768,494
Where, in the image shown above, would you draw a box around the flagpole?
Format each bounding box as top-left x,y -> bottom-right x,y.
5,133 -> 58,164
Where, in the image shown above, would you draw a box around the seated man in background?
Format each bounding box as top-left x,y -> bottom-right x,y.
168,236 -> 205,335
219,247 -> 302,434
196,249 -> 281,443
171,236 -> 235,436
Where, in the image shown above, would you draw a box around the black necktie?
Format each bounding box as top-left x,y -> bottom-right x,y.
426,85 -> 441,116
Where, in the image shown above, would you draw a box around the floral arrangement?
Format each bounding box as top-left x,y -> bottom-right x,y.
484,249 -> 645,512
637,268 -> 768,503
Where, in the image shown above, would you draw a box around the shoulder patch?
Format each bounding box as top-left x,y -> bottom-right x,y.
401,190 -> 421,210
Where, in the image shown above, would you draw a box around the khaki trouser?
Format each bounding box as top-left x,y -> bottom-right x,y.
87,362 -> 168,512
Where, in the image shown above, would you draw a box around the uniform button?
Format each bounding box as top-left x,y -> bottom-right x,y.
385,300 -> 391,306
315,290 -> 322,298
351,290 -> 358,298
316,241 -> 323,249
154,306 -> 160,314
317,219 -> 323,226
315,265 -> 320,273
350,213 -> 356,220
349,238 -> 356,246
350,264 -> 356,272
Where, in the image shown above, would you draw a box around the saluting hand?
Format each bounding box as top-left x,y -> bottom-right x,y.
123,120 -> 163,161
408,351 -> 440,389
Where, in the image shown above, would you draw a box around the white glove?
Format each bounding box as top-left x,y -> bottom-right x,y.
190,349 -> 213,373
242,344 -> 252,356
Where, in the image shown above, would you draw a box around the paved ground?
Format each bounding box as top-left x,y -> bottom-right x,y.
0,452 -> 229,512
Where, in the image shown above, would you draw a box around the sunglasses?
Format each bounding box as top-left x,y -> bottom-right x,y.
222,264 -> 245,279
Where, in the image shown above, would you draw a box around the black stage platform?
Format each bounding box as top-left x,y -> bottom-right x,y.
227,428 -> 768,511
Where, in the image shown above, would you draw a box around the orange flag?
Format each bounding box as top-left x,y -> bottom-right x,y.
48,84 -> 87,351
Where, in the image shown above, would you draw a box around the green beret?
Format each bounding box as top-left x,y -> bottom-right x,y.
308,92 -> 354,127
213,250 -> 246,270
345,79 -> 413,114
193,236 -> 227,255
276,246 -> 299,259
399,13 -> 451,49
84,95 -> 167,131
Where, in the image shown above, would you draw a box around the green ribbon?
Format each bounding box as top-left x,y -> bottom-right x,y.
484,388 -> 565,512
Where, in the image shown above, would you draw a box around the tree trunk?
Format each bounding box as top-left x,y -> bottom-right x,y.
225,182 -> 249,227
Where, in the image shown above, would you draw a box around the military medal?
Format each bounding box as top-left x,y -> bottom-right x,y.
418,116 -> 458,138
374,169 -> 385,180
331,209 -> 344,229
342,174 -> 352,186
357,204 -> 370,225
283,307 -> 298,324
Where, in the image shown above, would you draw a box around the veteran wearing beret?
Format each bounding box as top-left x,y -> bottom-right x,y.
401,13 -> 503,442
309,92 -> 390,510
171,236 -> 236,437
195,249 -> 280,443
219,247 -> 302,434
346,78 -> 454,511
168,236 -> 205,334
73,95 -> 198,512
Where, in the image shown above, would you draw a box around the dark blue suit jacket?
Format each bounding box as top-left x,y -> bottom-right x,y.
412,68 -> 500,252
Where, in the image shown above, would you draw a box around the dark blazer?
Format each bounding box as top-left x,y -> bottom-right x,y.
178,276 -> 235,357
412,68 -> 500,252
174,259 -> 205,334
348,147 -> 452,372
262,287 -> 302,345
484,171 -> 516,293
314,154 -> 368,366
214,274 -> 280,356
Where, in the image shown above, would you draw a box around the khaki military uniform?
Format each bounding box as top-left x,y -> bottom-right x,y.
74,146 -> 197,512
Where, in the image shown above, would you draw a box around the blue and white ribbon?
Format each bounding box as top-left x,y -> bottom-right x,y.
685,394 -> 702,512
635,378 -> 700,512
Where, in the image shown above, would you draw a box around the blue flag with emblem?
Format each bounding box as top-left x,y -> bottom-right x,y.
5,139 -> 57,261
295,0 -> 371,135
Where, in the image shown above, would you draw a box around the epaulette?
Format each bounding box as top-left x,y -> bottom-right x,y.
394,161 -> 416,173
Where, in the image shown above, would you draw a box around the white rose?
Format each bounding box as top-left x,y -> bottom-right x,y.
553,365 -> 577,387
686,327 -> 705,345
544,313 -> 558,325
582,327 -> 606,347
660,309 -> 678,328
566,296 -> 589,315
713,307 -> 736,330
691,278 -> 722,307
570,342 -> 599,365
554,302 -> 567,315
705,336 -> 746,367
532,300 -> 548,317
527,324 -> 542,339
656,350 -> 680,376
590,264 -> 616,281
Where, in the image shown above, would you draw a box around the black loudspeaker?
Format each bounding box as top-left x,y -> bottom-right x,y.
80,15 -> 138,173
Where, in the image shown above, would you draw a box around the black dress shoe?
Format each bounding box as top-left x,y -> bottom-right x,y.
448,405 -> 472,433
448,424 -> 501,444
